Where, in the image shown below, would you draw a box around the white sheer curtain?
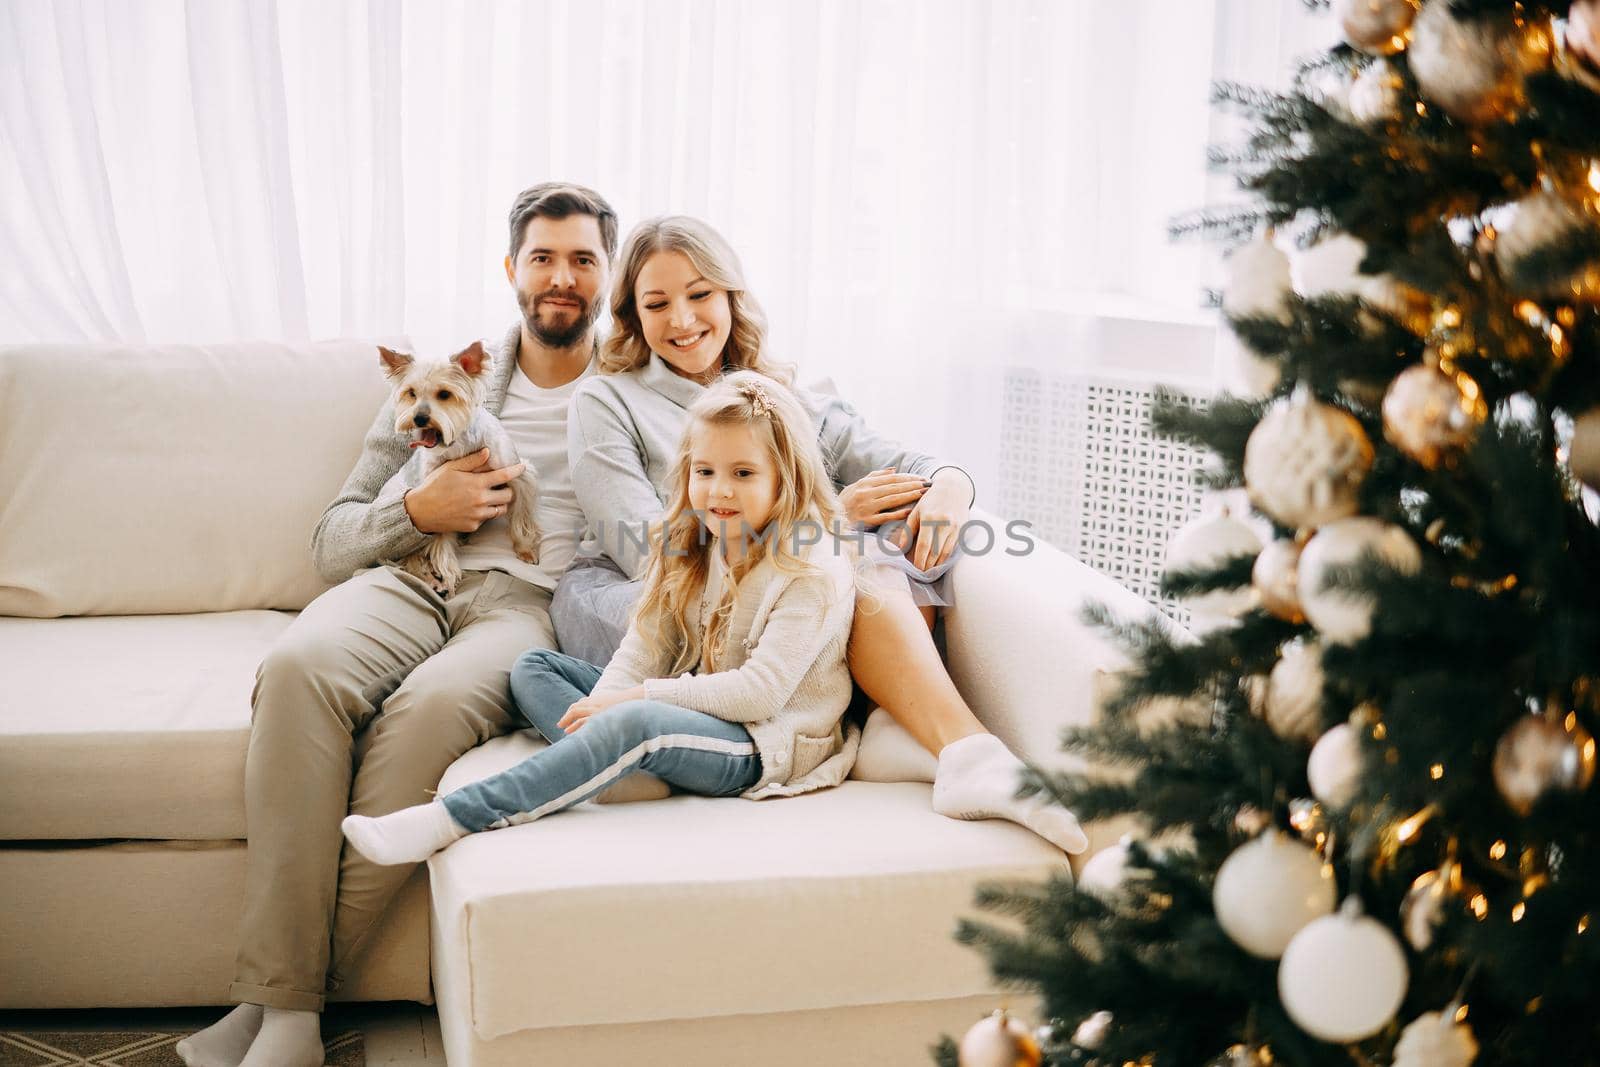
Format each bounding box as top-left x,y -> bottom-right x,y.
0,0 -> 1333,486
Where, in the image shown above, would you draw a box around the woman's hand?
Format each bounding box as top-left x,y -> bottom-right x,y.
893,469 -> 973,571
557,684 -> 647,732
839,467 -> 929,527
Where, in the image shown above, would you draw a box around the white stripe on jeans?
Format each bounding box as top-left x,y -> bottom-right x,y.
485,732 -> 758,830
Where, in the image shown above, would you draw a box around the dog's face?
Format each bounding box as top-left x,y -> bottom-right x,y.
379,342 -> 490,450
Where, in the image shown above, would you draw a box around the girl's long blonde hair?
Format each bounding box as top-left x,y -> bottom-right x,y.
600,216 -> 793,385
634,372 -> 842,677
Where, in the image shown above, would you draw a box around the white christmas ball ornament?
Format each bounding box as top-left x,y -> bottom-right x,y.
1336,0 -> 1417,56
1265,640 -> 1325,742
1165,510 -> 1263,621
1278,899 -> 1409,1042
1078,837 -> 1148,898
1349,59 -> 1404,123
1297,517 -> 1422,643
1212,831 -> 1337,958
1308,724 -> 1364,809
1568,408 -> 1600,489
1393,1009 -> 1479,1067
1291,233 -> 1368,300
1244,395 -> 1374,530
1223,234 -> 1294,326
1495,187 -> 1600,300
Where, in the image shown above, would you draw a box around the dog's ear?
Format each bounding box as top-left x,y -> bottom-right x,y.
378,346 -> 414,381
451,341 -> 489,379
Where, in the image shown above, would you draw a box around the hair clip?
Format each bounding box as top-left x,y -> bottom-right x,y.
747,383 -> 775,418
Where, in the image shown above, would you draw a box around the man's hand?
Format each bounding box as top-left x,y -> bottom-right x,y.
558,684 -> 647,733
839,467 -> 929,528
890,469 -> 972,571
403,448 -> 526,534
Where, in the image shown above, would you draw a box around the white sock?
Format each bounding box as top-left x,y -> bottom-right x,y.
932,733 -> 1089,854
238,1007 -> 323,1067
341,800 -> 468,866
850,707 -> 938,783
176,1003 -> 263,1067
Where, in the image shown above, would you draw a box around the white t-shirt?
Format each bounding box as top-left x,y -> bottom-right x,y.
456,358 -> 595,591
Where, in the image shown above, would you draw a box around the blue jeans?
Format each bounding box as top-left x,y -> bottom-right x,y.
440,649 -> 762,832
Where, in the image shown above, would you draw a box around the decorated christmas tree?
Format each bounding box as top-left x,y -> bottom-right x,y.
940,1 -> 1600,1065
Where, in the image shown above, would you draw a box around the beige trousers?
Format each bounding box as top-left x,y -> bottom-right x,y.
229,565 -> 556,1011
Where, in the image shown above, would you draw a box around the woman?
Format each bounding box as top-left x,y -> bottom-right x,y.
550,216 -> 1085,853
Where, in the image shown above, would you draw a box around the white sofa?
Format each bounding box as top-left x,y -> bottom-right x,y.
0,338 -> 1162,1066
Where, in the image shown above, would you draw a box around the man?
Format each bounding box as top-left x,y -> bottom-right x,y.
177,182 -> 617,1067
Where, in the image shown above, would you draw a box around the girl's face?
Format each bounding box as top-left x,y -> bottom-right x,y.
635,250 -> 733,385
687,421 -> 781,558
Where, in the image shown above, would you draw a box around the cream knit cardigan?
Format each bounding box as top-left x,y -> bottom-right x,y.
591,536 -> 861,799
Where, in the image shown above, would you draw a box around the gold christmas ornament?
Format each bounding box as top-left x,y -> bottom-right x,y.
1337,0 -> 1417,55
1566,407 -> 1600,488
1288,797 -> 1329,843
1244,392 -> 1374,530
1408,3 -> 1553,124
1265,640 -> 1326,742
1492,703 -> 1598,815
958,1009 -> 1043,1067
1252,539 -> 1306,622
1209,1044 -> 1277,1067
1382,362 -> 1487,468
1393,1009 -> 1480,1067
1400,856 -> 1488,950
1494,187 -> 1600,302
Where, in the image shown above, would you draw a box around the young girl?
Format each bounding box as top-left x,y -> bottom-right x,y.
341,372 -> 860,865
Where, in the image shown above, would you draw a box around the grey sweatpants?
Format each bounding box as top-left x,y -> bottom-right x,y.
549,555 -> 642,668
230,565 -> 555,1011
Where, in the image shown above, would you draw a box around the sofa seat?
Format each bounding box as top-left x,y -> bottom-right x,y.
429,731 -> 1070,1044
0,610 -> 291,840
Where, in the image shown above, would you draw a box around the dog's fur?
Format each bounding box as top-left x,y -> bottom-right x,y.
379,341 -> 540,596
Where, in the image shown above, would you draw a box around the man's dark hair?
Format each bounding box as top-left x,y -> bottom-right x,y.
506,182 -> 619,263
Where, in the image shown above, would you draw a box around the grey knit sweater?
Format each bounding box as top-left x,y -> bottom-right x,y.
310,323 -> 524,582
592,537 -> 860,799
568,354 -> 942,580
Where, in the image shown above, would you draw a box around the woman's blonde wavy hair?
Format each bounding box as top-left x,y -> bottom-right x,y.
600,216 -> 793,385
634,371 -> 843,677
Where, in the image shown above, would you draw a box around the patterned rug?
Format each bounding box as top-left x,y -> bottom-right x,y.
0,1030 -> 364,1066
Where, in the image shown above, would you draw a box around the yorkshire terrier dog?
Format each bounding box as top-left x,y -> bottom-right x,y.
379,341 -> 540,596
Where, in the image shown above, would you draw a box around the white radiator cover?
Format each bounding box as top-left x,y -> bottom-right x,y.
997,369 -> 1210,620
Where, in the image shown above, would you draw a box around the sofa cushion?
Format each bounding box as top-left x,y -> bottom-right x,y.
942,508 -> 1181,773
0,611 -> 290,840
0,339 -> 396,617
432,733 -> 1069,1040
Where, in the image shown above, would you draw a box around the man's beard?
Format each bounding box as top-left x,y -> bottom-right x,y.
520,288 -> 599,348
